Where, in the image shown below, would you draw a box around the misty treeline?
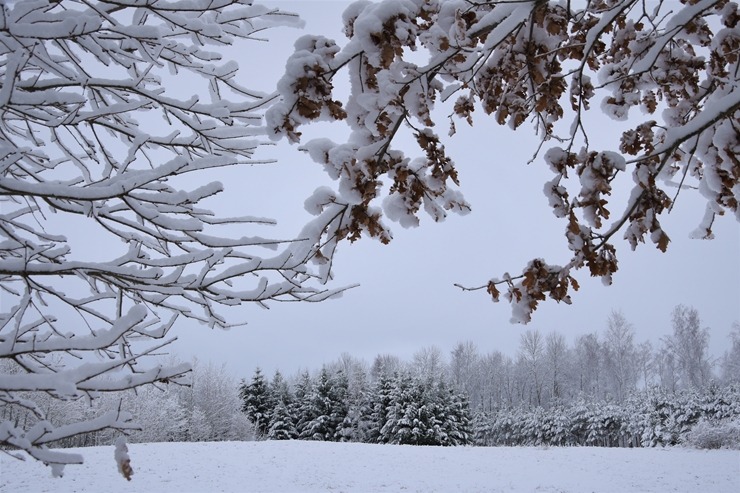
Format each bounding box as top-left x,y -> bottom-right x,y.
237,306 -> 740,449
3,306 -> 737,449
0,359 -> 255,449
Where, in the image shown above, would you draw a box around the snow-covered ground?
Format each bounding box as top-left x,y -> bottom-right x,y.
2,441 -> 738,493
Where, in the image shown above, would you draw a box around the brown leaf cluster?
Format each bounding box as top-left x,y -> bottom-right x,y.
521,260 -> 577,306
620,122 -> 657,156
492,259 -> 581,322
339,205 -> 391,245
575,152 -> 625,228
453,93 -> 475,127
475,6 -> 571,136
293,64 -> 347,122
625,181 -> 673,252
119,458 -> 133,481
369,14 -> 416,70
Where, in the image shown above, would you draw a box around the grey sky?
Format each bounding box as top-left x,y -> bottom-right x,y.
171,0 -> 740,378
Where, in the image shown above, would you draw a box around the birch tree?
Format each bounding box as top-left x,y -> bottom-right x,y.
411,345 -> 447,382
267,0 -> 740,323
518,329 -> 546,406
664,305 -> 712,389
603,311 -> 638,401
545,331 -> 570,403
721,322 -> 740,384
449,341 -> 480,405
574,332 -> 603,397
0,0 -> 346,475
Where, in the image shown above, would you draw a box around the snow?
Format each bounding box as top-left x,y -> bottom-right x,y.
630,0 -> 717,76
2,440 -> 738,493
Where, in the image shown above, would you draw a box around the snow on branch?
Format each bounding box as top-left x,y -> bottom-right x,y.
268,0 -> 739,323
0,0 -> 338,478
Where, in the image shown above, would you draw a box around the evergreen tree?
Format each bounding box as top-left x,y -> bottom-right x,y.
292,370 -> 315,439
267,400 -> 297,440
265,370 -> 296,440
380,372 -> 415,445
344,364 -> 372,442
330,369 -> 352,441
437,382 -> 472,446
239,368 -> 271,437
375,372 -> 473,446
471,410 -> 492,446
411,380 -> 441,446
269,371 -> 293,411
366,372 -> 394,444
301,367 -> 336,441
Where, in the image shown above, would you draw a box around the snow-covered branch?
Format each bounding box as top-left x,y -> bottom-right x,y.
268,0 -> 739,323
0,0 -> 343,477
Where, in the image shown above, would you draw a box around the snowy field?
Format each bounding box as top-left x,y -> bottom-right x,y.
2,441 -> 739,493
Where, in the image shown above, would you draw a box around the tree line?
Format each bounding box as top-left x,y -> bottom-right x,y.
241,364 -> 739,449
240,365 -> 471,446
0,359 -> 253,449
3,305 -> 737,450
447,306 -> 737,412
238,305 -> 739,448
474,385 -> 740,449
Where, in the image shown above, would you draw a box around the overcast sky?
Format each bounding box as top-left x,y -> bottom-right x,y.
170,0 -> 740,378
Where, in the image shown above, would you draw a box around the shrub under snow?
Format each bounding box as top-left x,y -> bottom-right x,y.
683,419 -> 740,450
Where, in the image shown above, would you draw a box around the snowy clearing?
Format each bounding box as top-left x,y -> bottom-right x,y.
2,441 -> 738,493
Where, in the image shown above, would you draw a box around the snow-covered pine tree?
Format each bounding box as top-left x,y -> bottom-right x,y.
471,410 -> 490,447
330,369 -> 352,442
263,370 -> 296,439
437,382 -> 472,446
342,361 -> 372,442
301,367 -> 336,441
267,400 -> 297,440
291,370 -> 315,439
366,372 -> 395,444
269,371 -> 294,412
380,372 -> 416,445
239,368 -> 272,437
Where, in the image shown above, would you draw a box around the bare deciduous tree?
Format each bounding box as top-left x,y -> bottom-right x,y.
545,332 -> 570,403
450,341 -> 481,407
635,340 -> 656,389
518,329 -> 546,406
721,321 -> 740,384
411,345 -> 447,382
477,351 -> 507,412
0,0 -> 347,474
664,305 -> 712,389
603,311 -> 638,401
574,332 -> 603,397
370,354 -> 403,380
